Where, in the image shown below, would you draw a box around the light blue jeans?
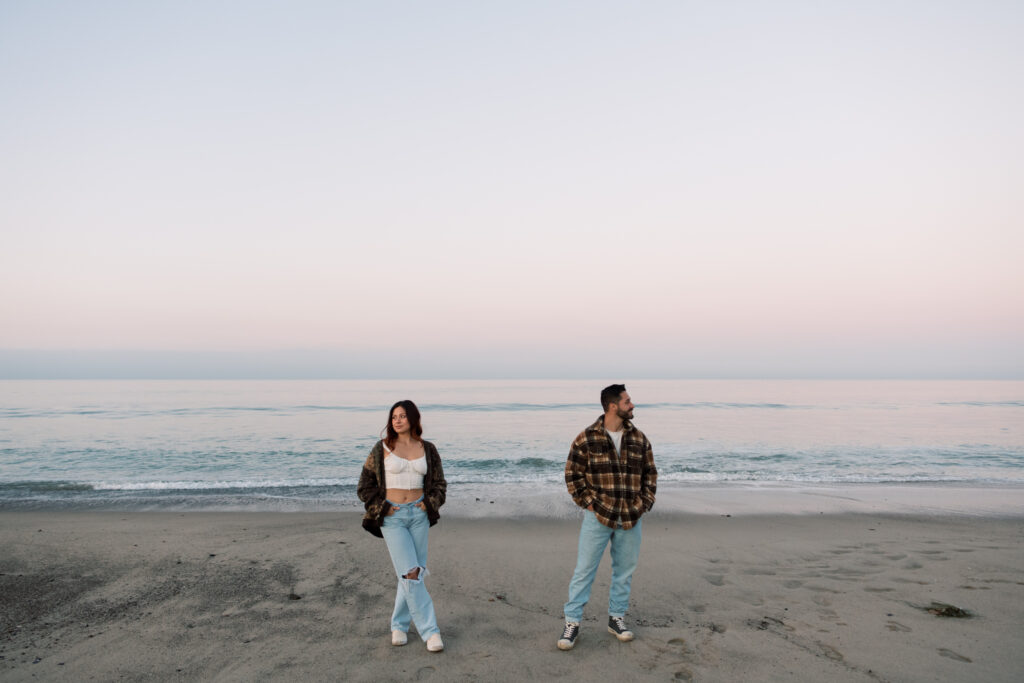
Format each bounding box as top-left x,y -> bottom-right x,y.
380,497 -> 439,640
564,510 -> 643,622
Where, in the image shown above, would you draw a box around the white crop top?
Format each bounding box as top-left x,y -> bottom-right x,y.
383,446 -> 427,490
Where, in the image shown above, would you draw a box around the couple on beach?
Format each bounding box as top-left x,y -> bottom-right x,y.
357,383 -> 658,653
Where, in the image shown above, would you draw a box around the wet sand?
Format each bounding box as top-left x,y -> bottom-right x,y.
2,510 -> 1023,681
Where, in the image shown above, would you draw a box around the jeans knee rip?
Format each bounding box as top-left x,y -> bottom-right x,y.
401,565 -> 428,582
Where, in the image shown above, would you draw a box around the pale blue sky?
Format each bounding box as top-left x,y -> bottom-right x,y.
2,1 -> 1021,378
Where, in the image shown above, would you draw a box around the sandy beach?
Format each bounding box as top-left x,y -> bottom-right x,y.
2,509 -> 1022,682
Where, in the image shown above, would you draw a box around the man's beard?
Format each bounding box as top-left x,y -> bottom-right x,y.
617,407 -> 633,420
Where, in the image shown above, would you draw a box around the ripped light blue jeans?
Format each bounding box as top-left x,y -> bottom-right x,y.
380,497 -> 439,640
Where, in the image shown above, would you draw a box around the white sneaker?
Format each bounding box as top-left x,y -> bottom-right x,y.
391,630 -> 407,646
426,633 -> 444,652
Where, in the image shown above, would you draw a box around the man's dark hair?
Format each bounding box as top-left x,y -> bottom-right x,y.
601,384 -> 627,412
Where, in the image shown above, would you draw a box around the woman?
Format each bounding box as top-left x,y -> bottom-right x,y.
358,400 -> 447,652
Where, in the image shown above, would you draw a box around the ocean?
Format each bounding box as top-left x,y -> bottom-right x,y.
1,380 -> 1022,512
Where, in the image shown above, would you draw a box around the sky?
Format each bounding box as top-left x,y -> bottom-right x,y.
1,1 -> 1022,379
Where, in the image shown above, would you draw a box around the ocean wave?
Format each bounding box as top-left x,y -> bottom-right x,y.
0,400 -> 816,420
0,478 -> 359,493
656,471 -> 1024,484
446,472 -> 564,485
0,481 -> 96,492
90,478 -> 359,491
937,401 -> 1024,407
743,453 -> 797,462
447,457 -> 561,472
645,402 -> 802,409
416,401 -> 802,411
0,405 -> 386,419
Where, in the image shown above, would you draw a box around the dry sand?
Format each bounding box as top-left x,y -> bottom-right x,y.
2,510 -> 1022,682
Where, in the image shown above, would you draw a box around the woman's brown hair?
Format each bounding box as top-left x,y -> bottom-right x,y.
384,400 -> 423,450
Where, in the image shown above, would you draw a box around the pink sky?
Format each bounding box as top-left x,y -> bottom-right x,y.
1,2 -> 1021,377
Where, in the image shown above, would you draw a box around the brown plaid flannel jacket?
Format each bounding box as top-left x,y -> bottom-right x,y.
565,415 -> 657,529
357,439 -> 447,538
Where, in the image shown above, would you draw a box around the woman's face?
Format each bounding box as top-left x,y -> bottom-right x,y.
391,407 -> 410,434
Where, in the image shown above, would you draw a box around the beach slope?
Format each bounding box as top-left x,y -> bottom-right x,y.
2,511 -> 1022,682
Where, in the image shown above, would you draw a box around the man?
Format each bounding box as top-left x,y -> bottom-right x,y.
557,383 -> 657,650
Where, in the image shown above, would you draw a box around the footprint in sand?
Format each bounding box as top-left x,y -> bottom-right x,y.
890,577 -> 930,585
750,616 -> 795,633
864,587 -> 895,593
416,666 -> 436,680
819,644 -> 844,662
886,621 -> 911,632
901,560 -> 923,570
938,648 -> 972,663
812,594 -> 833,607
691,604 -> 706,614
647,635 -> 689,658
703,574 -> 725,586
782,580 -> 803,589
742,593 -> 765,607
656,636 -> 694,680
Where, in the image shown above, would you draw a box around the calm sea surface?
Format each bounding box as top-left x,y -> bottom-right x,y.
1,380 -> 1022,510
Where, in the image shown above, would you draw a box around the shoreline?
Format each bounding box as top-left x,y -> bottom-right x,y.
3,510 -> 1024,681
3,481 -> 1023,518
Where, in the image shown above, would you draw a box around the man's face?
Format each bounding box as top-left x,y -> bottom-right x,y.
614,392 -> 634,420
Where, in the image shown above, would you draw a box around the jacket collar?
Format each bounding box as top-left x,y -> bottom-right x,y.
587,414 -> 634,435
